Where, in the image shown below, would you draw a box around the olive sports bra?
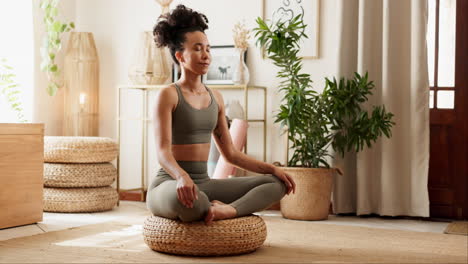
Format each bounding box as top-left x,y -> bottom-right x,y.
171,83 -> 219,144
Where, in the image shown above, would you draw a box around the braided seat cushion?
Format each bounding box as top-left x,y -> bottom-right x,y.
143,215 -> 267,256
43,187 -> 118,213
44,163 -> 117,188
44,136 -> 118,163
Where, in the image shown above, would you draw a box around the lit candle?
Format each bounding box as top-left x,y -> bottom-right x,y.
79,93 -> 86,106
79,93 -> 86,113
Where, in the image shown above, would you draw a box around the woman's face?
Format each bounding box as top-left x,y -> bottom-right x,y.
176,31 -> 211,75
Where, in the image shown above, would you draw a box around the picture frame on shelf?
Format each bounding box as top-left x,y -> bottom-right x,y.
172,62 -> 208,83
203,45 -> 247,85
172,45 -> 248,84
262,0 -> 320,59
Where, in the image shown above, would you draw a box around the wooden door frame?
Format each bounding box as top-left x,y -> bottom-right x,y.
454,0 -> 467,219
428,0 -> 467,220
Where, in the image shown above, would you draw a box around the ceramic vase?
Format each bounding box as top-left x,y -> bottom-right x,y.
232,49 -> 249,85
225,99 -> 245,120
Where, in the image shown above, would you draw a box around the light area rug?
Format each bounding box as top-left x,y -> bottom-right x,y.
0,215 -> 466,263
444,221 -> 468,236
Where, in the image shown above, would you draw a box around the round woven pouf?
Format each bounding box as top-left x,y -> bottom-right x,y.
44,136 -> 118,163
44,163 -> 117,187
44,187 -> 119,213
44,163 -> 116,187
143,215 -> 267,256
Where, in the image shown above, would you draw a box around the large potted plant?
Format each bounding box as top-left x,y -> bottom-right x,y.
254,15 -> 395,220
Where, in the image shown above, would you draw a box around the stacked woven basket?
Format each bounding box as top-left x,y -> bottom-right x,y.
43,137 -> 119,213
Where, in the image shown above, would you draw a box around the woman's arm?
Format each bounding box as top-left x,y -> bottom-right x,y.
153,86 -> 189,180
211,89 -> 296,194
153,86 -> 198,207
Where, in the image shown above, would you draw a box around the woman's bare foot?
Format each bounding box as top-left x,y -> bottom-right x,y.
204,200 -> 237,225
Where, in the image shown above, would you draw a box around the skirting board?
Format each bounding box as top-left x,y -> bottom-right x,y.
119,191 -> 146,202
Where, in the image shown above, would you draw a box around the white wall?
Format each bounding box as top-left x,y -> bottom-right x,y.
33,0 -> 76,135
40,0 -> 340,188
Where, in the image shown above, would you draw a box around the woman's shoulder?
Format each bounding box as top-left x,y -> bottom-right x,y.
159,83 -> 178,92
157,84 -> 178,100
155,84 -> 179,111
210,88 -> 225,108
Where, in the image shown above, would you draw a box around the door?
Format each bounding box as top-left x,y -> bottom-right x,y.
428,0 -> 467,220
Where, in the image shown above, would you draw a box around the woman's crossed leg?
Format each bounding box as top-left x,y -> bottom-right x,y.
146,174 -> 286,223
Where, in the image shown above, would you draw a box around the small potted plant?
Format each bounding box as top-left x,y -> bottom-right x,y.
254,14 -> 395,220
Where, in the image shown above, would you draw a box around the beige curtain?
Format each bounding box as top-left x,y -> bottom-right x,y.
332,0 -> 430,217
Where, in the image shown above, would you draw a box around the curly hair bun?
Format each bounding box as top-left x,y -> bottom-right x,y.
153,4 -> 209,49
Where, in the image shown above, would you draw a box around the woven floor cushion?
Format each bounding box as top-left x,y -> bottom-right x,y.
143,215 -> 267,256
44,163 -> 117,188
44,186 -> 118,213
44,136 -> 118,163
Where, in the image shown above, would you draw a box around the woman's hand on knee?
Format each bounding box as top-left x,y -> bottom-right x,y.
176,175 -> 199,208
272,167 -> 296,195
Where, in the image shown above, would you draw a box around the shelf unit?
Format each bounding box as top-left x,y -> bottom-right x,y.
116,84 -> 267,202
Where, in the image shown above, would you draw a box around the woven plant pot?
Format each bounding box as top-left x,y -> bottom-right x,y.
44,186 -> 118,213
280,167 -> 336,220
44,163 -> 116,188
143,215 -> 267,256
44,136 -> 118,163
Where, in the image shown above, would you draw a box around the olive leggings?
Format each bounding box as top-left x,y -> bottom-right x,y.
146,161 -> 286,222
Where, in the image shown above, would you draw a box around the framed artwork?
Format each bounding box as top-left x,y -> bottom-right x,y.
204,45 -> 246,85
262,0 -> 320,59
172,45 -> 248,84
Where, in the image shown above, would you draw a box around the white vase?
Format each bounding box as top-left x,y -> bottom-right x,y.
225,99 -> 245,120
232,49 -> 249,85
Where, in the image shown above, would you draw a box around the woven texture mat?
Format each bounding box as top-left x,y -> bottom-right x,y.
0,216 -> 466,263
444,221 -> 468,236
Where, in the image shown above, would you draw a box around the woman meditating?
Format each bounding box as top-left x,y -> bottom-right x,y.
147,4 -> 296,225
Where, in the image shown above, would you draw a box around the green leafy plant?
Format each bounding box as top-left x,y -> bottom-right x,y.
40,0 -> 74,96
322,73 -> 395,158
254,14 -> 395,168
0,58 -> 27,123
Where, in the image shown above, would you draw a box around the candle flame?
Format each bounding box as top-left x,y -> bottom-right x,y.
79,93 -> 86,105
